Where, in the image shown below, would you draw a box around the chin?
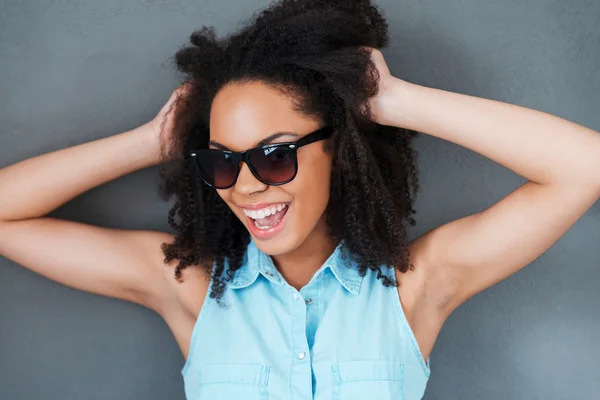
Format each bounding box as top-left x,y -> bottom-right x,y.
249,221 -> 302,257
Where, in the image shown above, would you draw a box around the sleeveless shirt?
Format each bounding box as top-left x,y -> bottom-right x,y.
181,237 -> 431,400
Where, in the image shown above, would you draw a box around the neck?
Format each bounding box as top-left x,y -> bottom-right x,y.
270,220 -> 338,291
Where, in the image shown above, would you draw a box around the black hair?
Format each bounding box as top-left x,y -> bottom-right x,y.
157,0 -> 420,303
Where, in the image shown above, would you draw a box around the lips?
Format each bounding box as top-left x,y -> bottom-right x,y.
242,202 -> 289,220
237,201 -> 289,211
243,202 -> 291,240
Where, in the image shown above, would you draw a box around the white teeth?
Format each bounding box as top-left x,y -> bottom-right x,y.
242,203 -> 288,220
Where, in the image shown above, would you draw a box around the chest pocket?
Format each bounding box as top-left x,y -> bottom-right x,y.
196,364 -> 270,400
331,360 -> 404,400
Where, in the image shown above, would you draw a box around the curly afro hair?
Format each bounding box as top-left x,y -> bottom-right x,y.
157,0 -> 421,303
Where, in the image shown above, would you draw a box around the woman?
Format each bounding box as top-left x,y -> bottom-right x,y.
1,1 -> 599,399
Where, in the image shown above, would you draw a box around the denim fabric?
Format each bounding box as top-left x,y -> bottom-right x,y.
181,237 -> 431,400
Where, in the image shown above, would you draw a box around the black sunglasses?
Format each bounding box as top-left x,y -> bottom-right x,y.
190,125 -> 334,189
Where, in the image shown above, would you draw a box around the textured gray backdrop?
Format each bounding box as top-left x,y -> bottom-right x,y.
1,0 -> 599,399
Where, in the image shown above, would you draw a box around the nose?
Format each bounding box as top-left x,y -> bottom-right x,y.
234,161 -> 268,195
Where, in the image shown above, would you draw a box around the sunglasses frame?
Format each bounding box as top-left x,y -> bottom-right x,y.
190,125 -> 334,189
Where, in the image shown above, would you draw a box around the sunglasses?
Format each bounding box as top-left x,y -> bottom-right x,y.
190,125 -> 334,189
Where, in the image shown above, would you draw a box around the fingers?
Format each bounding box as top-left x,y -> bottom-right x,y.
176,81 -> 193,99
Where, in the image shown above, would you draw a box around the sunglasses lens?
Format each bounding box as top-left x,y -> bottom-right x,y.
197,152 -> 238,188
249,146 -> 296,184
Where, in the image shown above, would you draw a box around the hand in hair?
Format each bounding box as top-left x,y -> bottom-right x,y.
360,46 -> 409,127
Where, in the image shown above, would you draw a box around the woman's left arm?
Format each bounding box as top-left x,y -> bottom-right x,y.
367,48 -> 600,316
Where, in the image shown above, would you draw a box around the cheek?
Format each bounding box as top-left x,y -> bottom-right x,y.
215,188 -> 230,202
289,153 -> 332,216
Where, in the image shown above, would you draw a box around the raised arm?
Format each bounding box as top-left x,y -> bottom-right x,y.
365,48 -> 600,317
0,86 -> 188,315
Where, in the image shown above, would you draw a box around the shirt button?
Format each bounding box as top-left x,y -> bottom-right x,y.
297,351 -> 306,360
293,293 -> 300,300
305,298 -> 313,305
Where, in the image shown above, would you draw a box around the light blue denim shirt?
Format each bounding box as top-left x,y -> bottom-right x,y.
181,237 -> 431,400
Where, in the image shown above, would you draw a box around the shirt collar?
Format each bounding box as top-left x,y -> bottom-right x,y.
229,237 -> 363,295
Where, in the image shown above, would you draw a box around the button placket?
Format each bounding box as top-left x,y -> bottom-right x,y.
289,286 -> 311,399
292,289 -> 307,360
302,283 -> 320,351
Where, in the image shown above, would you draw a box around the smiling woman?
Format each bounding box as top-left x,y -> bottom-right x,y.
1,0 -> 600,399
202,82 -> 338,251
154,1 -> 431,398
157,6 -> 420,304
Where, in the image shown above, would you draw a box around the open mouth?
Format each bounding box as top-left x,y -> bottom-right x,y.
243,202 -> 290,230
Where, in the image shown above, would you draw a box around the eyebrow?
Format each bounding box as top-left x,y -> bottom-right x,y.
209,131 -> 300,150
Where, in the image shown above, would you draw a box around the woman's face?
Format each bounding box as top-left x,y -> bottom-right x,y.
208,81 -> 333,256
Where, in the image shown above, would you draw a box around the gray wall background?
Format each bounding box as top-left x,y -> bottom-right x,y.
1,0 -> 599,399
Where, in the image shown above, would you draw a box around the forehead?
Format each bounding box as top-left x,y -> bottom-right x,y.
209,81 -> 319,150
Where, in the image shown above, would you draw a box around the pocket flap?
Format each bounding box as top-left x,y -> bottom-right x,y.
333,360 -> 404,383
200,364 -> 270,385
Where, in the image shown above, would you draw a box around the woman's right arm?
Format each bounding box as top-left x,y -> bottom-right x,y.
0,89 -> 188,316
